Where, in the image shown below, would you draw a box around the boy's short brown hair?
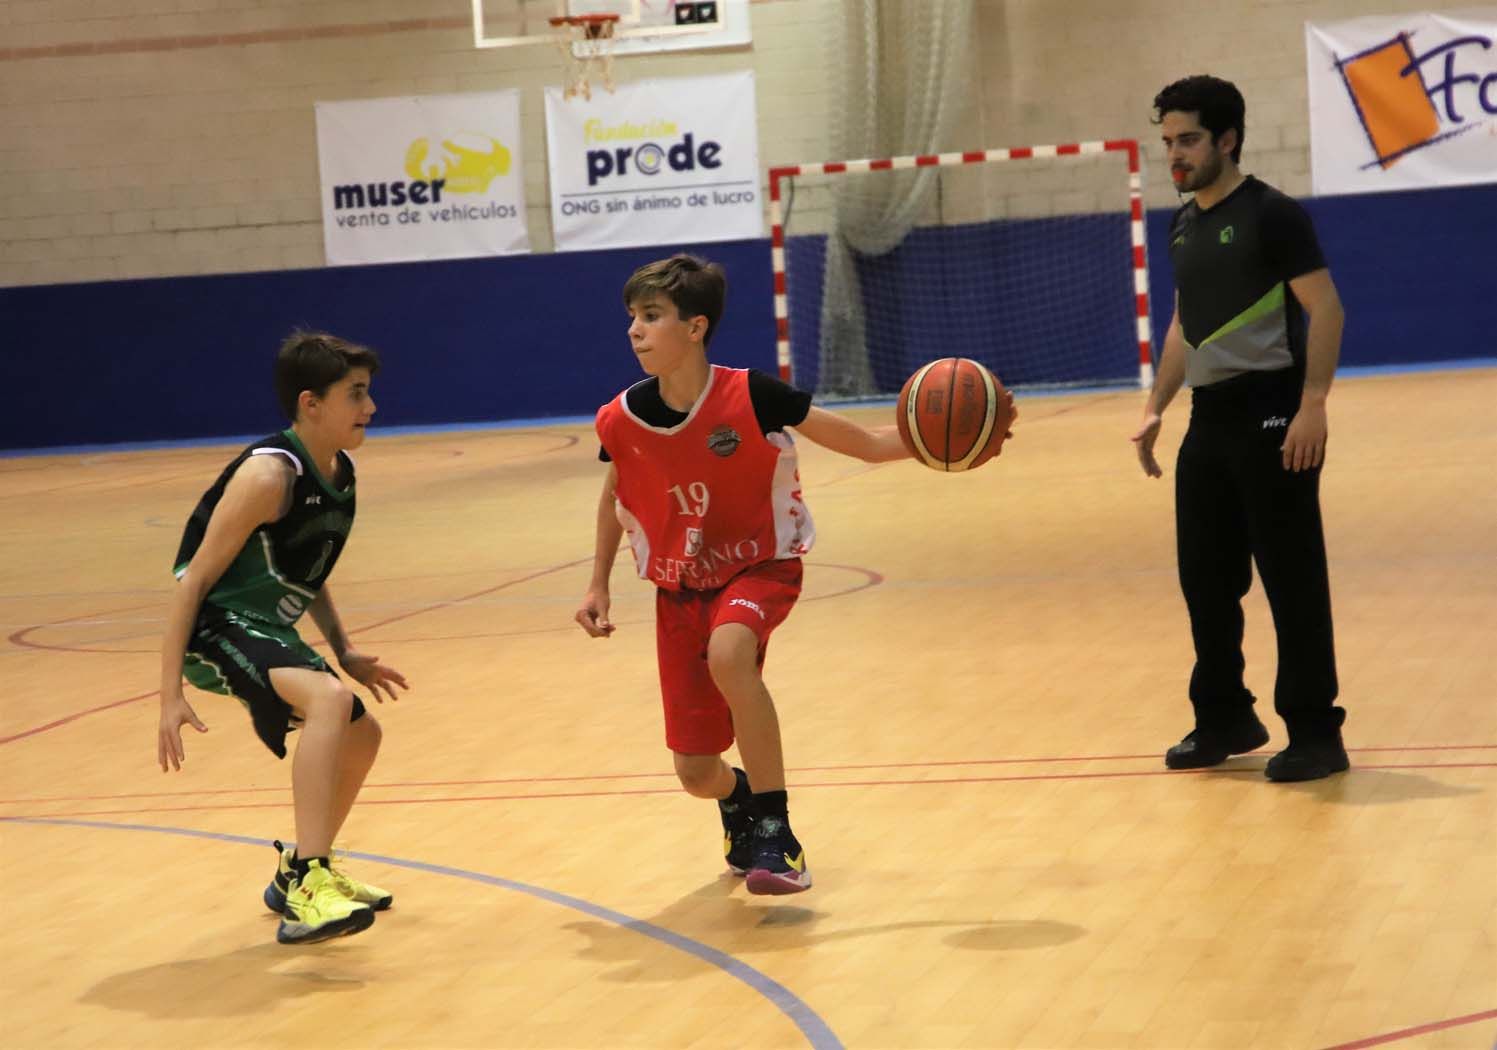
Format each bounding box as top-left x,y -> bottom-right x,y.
622,254 -> 726,346
273,331 -> 380,421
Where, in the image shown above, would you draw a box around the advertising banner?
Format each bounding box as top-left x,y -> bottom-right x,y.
315,91 -> 529,264
1306,13 -> 1497,195
545,71 -> 763,251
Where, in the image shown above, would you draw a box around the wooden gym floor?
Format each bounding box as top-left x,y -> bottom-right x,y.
2,366 -> 1494,1049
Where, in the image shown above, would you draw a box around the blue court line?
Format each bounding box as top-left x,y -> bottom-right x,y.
1336,357 -> 1497,378
5,358 -> 1493,459
2,815 -> 843,1050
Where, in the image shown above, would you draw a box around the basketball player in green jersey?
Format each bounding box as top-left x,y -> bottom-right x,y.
158,331 -> 409,944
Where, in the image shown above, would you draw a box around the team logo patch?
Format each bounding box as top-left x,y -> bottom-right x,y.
706,424 -> 741,457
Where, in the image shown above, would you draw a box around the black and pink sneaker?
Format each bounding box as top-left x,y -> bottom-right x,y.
745,817 -> 812,895
719,768 -> 756,875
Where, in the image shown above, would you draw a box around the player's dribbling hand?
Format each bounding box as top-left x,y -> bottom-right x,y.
158,690 -> 208,773
1002,391 -> 1018,445
340,651 -> 410,703
575,590 -> 615,638
1131,412 -> 1164,478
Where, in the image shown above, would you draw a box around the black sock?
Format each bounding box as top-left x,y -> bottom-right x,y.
751,789 -> 789,823
290,853 -> 327,878
721,767 -> 753,808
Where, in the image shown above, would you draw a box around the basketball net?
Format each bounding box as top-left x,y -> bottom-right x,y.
549,14 -> 619,101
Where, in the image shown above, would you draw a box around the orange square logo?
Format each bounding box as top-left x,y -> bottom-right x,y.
1338,34 -> 1441,167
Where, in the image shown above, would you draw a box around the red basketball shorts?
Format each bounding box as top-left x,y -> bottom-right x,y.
654,557 -> 804,755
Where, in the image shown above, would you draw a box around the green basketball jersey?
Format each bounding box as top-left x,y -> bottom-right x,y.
173,429 -> 356,626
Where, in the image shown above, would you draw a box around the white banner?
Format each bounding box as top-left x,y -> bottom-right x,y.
315,92 -> 529,265
1306,13 -> 1497,196
544,71 -> 763,252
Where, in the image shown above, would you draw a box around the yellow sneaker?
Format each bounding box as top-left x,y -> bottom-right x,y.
263,840 -> 296,914
277,860 -> 375,944
329,851 -> 393,911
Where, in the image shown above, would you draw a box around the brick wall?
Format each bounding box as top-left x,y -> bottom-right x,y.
0,0 -> 829,286
973,0 -> 1446,209
0,0 -> 1459,288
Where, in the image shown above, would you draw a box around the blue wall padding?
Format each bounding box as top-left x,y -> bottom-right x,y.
2,181 -> 1492,450
0,239 -> 776,450
1146,181 -> 1497,366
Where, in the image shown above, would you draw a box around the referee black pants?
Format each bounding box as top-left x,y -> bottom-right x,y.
1174,382 -> 1344,742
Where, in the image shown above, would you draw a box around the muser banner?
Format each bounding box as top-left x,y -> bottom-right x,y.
544,71 -> 763,252
315,91 -> 529,265
1306,13 -> 1497,195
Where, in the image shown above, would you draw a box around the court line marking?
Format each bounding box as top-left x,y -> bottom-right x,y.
0,560 -> 597,739
1,425 -> 582,461
5,762 -> 1492,820
0,563 -> 882,741
3,745 -> 1493,805
10,431 -> 579,497
2,819 -> 1490,1050
1318,1006 -> 1497,1049
0,816 -> 844,1050
1,563 -> 883,655
5,360 -> 1492,460
0,689 -> 160,747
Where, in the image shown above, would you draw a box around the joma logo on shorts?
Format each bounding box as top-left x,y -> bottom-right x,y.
1262,416 -> 1289,429
728,597 -> 765,620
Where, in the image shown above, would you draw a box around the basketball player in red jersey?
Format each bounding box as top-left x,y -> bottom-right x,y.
575,254 -> 910,894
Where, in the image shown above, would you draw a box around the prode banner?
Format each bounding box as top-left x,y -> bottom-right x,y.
545,72 -> 763,252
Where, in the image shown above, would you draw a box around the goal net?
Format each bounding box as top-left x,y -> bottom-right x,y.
769,141 -> 1152,398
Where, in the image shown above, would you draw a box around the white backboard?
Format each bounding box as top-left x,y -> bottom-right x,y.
473,0 -> 750,55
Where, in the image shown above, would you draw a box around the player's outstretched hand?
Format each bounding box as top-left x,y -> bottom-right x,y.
158,690 -> 208,773
341,651 -> 410,703
576,590 -> 615,638
1131,412 -> 1164,478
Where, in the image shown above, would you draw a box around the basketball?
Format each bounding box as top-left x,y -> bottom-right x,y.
896,358 -> 1016,471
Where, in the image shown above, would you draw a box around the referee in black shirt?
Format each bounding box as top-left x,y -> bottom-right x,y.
1132,75 -> 1349,782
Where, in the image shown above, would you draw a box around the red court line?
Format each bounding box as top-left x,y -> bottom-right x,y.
817,460 -> 895,489
1343,743 -> 1497,753
348,557 -> 590,633
790,745 -> 1497,768
1,559 -> 886,744
14,430 -> 572,498
5,744 -> 1492,805
815,395 -> 1116,489
18,470 -> 198,498
6,601 -> 160,654
1320,1006 -> 1497,1049
1355,762 -> 1497,771
0,560 -> 880,650
0,690 -> 160,745
0,562 -> 590,741
6,762 -> 1492,819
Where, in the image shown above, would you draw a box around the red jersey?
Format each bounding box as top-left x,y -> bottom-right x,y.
597,365 -> 815,592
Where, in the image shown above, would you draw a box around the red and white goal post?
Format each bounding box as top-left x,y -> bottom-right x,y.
768,139 -> 1154,398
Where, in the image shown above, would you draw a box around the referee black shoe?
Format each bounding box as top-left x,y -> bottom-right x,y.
1265,733 -> 1350,782
1164,718 -> 1270,769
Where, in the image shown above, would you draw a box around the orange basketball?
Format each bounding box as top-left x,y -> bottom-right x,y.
896,358 -> 1016,472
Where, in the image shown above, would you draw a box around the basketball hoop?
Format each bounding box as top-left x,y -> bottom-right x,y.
548,13 -> 619,101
